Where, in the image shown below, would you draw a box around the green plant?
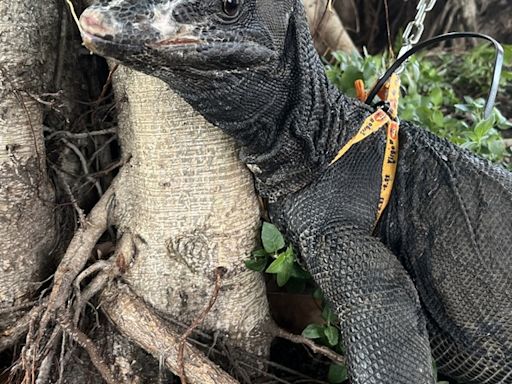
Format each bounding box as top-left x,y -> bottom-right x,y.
326,44 -> 512,165
245,222 -> 310,288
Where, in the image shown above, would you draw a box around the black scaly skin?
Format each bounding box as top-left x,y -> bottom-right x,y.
79,0 -> 512,382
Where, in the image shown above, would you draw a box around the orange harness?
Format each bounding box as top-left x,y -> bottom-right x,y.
330,74 -> 401,223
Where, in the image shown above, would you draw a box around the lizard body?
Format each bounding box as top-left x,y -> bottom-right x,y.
79,1 -> 512,382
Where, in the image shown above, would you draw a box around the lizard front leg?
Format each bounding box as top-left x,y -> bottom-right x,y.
301,224 -> 435,384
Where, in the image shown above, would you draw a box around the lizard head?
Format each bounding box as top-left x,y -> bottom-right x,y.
79,0 -> 294,73
79,0 -> 322,154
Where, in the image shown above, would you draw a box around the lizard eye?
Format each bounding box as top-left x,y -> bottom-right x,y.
222,0 -> 241,19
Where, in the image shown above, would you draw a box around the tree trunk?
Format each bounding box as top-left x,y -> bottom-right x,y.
0,0 -> 59,330
110,66 -> 273,358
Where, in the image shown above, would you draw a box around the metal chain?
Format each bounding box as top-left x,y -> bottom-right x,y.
396,0 -> 437,74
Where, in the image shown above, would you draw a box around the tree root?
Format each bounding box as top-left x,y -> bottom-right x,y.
0,302 -> 45,352
57,315 -> 116,384
178,267 -> 225,384
38,177 -> 117,335
100,282 -> 239,384
14,177 -> 119,382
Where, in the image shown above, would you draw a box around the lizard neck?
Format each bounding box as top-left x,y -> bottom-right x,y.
168,8 -> 369,200
234,10 -> 370,201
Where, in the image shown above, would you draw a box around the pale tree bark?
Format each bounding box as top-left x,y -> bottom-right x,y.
110,66 -> 273,358
0,0 -> 59,329
304,0 -> 357,57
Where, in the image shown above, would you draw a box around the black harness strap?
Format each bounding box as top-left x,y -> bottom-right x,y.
365,32 -> 505,120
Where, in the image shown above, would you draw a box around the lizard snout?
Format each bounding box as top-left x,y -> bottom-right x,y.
79,9 -> 117,40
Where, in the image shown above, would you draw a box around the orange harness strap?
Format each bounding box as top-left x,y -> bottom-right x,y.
331,74 -> 401,223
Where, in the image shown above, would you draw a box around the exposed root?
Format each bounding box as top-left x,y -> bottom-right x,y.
100,282 -> 239,384
39,177 -> 117,332
73,269 -> 113,325
178,267 -> 225,384
57,315 -> 117,384
0,302 -> 45,353
17,178 -> 120,382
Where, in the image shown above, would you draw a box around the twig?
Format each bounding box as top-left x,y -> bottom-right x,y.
87,136 -> 118,167
35,350 -> 55,384
61,175 -> 86,226
383,0 -> 394,59
96,64 -> 119,104
57,316 -> 116,384
57,332 -> 67,384
270,325 -> 345,365
160,315 -> 330,383
65,0 -> 83,34
45,127 -> 117,141
74,260 -> 112,292
178,267 -> 225,384
61,138 -> 103,197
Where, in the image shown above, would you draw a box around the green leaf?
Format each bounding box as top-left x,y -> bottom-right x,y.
430,87 -> 443,106
252,248 -> 268,257
474,117 -> 495,138
431,110 -> 445,127
504,44 -> 512,65
266,254 -> 288,274
454,103 -> 471,113
488,138 -> 506,157
328,364 -> 348,384
276,267 -> 292,287
290,263 -> 310,280
244,256 -> 268,272
312,288 -> 324,301
339,66 -> 364,96
322,306 -> 337,324
302,324 -> 324,339
324,325 -> 339,347
261,222 -> 285,253
266,246 -> 294,287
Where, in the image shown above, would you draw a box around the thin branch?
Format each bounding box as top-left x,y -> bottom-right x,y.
96,64 -> 119,104
270,325 -> 345,365
61,138 -> 103,197
73,268 -> 114,325
60,174 -> 86,226
157,314 -> 331,383
45,127 -> 117,141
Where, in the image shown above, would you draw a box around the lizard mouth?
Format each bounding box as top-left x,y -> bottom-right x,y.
147,36 -> 202,48
81,30 -> 201,54
79,9 -> 201,55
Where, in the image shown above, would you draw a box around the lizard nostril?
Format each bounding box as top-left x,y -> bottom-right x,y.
79,10 -> 115,38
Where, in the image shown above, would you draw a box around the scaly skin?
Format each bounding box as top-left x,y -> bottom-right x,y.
78,0 -> 512,382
